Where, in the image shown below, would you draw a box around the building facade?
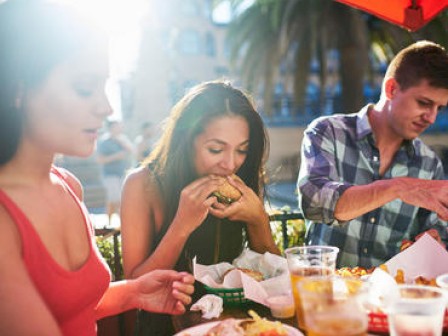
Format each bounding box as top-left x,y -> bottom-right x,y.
123,0 -> 233,136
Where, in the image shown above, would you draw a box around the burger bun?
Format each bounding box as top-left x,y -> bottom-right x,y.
223,267 -> 264,282
212,176 -> 242,204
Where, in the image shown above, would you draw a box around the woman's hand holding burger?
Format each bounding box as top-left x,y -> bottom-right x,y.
172,175 -> 226,235
209,175 -> 266,225
209,175 -> 281,255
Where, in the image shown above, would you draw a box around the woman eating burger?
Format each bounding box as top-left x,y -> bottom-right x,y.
120,80 -> 280,335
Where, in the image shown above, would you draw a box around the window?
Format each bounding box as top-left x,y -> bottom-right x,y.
181,0 -> 200,17
179,29 -> 201,55
205,32 -> 216,57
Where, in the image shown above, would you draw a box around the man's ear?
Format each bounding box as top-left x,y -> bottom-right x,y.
384,77 -> 398,99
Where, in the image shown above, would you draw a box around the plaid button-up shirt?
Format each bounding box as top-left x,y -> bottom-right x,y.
298,105 -> 448,268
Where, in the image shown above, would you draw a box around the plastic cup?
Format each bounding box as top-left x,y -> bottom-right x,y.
436,273 -> 448,291
297,276 -> 368,336
284,245 -> 339,330
266,294 -> 295,319
388,285 -> 447,336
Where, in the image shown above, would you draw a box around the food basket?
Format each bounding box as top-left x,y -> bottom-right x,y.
368,310 -> 448,333
204,285 -> 250,306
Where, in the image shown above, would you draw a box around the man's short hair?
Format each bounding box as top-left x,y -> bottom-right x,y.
385,40 -> 448,91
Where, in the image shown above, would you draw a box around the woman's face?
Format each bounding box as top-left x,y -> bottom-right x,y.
23,44 -> 112,158
194,115 -> 249,177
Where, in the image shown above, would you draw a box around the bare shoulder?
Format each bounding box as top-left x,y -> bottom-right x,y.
54,167 -> 83,200
122,166 -> 159,200
123,166 -> 148,185
121,166 -> 163,226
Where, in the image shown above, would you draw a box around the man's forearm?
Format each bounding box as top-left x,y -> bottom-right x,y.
334,179 -> 401,221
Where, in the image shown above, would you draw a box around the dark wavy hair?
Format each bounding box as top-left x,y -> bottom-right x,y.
142,80 -> 269,226
0,0 -> 106,164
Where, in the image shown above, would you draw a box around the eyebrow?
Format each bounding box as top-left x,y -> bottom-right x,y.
205,139 -> 249,146
418,96 -> 448,108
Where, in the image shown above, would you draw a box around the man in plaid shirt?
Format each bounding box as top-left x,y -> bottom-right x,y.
298,41 -> 448,268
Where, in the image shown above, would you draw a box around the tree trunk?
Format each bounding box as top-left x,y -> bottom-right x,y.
335,4 -> 369,114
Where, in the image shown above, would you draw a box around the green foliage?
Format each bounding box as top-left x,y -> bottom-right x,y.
271,217 -> 306,253
217,0 -> 448,116
96,236 -> 123,281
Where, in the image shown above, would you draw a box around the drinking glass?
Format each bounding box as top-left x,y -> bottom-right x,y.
388,285 -> 447,336
284,245 -> 339,330
298,276 -> 368,336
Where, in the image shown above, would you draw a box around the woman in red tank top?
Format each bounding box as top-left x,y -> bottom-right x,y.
0,1 -> 194,335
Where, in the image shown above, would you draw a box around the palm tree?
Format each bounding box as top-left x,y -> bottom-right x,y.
220,0 -> 448,116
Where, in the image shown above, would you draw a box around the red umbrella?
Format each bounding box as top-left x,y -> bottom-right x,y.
336,0 -> 448,31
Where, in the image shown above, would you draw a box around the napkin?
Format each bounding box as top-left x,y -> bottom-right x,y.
365,268 -> 400,313
190,294 -> 223,319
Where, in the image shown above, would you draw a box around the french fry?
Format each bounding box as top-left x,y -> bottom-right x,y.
378,264 -> 389,273
414,276 -> 438,287
400,239 -> 413,251
395,269 -> 405,284
335,266 -> 368,277
352,266 -> 367,276
337,264 -> 438,288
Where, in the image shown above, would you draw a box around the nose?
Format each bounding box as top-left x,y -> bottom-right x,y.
422,107 -> 438,124
220,152 -> 237,172
96,92 -> 113,118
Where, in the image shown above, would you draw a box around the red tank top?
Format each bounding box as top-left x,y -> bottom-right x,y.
0,167 -> 111,336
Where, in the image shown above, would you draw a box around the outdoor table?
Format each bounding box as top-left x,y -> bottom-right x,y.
172,301 -> 296,334
172,301 -> 392,335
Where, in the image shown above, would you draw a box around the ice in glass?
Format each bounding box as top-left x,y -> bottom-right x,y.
284,246 -> 339,330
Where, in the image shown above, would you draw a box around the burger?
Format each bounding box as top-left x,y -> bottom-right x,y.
212,176 -> 242,204
223,267 -> 264,282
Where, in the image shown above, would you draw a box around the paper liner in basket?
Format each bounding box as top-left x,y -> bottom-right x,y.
384,233 -> 448,283
193,249 -> 291,306
366,233 -> 448,313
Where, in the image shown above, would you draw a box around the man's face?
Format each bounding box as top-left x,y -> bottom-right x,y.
387,79 -> 448,140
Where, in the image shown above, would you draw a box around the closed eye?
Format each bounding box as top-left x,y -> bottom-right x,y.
208,148 -> 222,154
75,88 -> 94,97
417,99 -> 431,108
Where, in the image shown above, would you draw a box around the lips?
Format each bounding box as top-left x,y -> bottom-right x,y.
83,128 -> 100,139
412,121 -> 428,132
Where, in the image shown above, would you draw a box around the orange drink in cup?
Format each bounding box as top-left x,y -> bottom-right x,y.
298,276 -> 368,336
284,246 -> 339,330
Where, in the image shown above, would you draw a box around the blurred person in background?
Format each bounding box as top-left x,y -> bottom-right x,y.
0,1 -> 194,335
134,121 -> 158,163
120,80 -> 280,335
97,118 -> 134,225
298,41 -> 448,269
